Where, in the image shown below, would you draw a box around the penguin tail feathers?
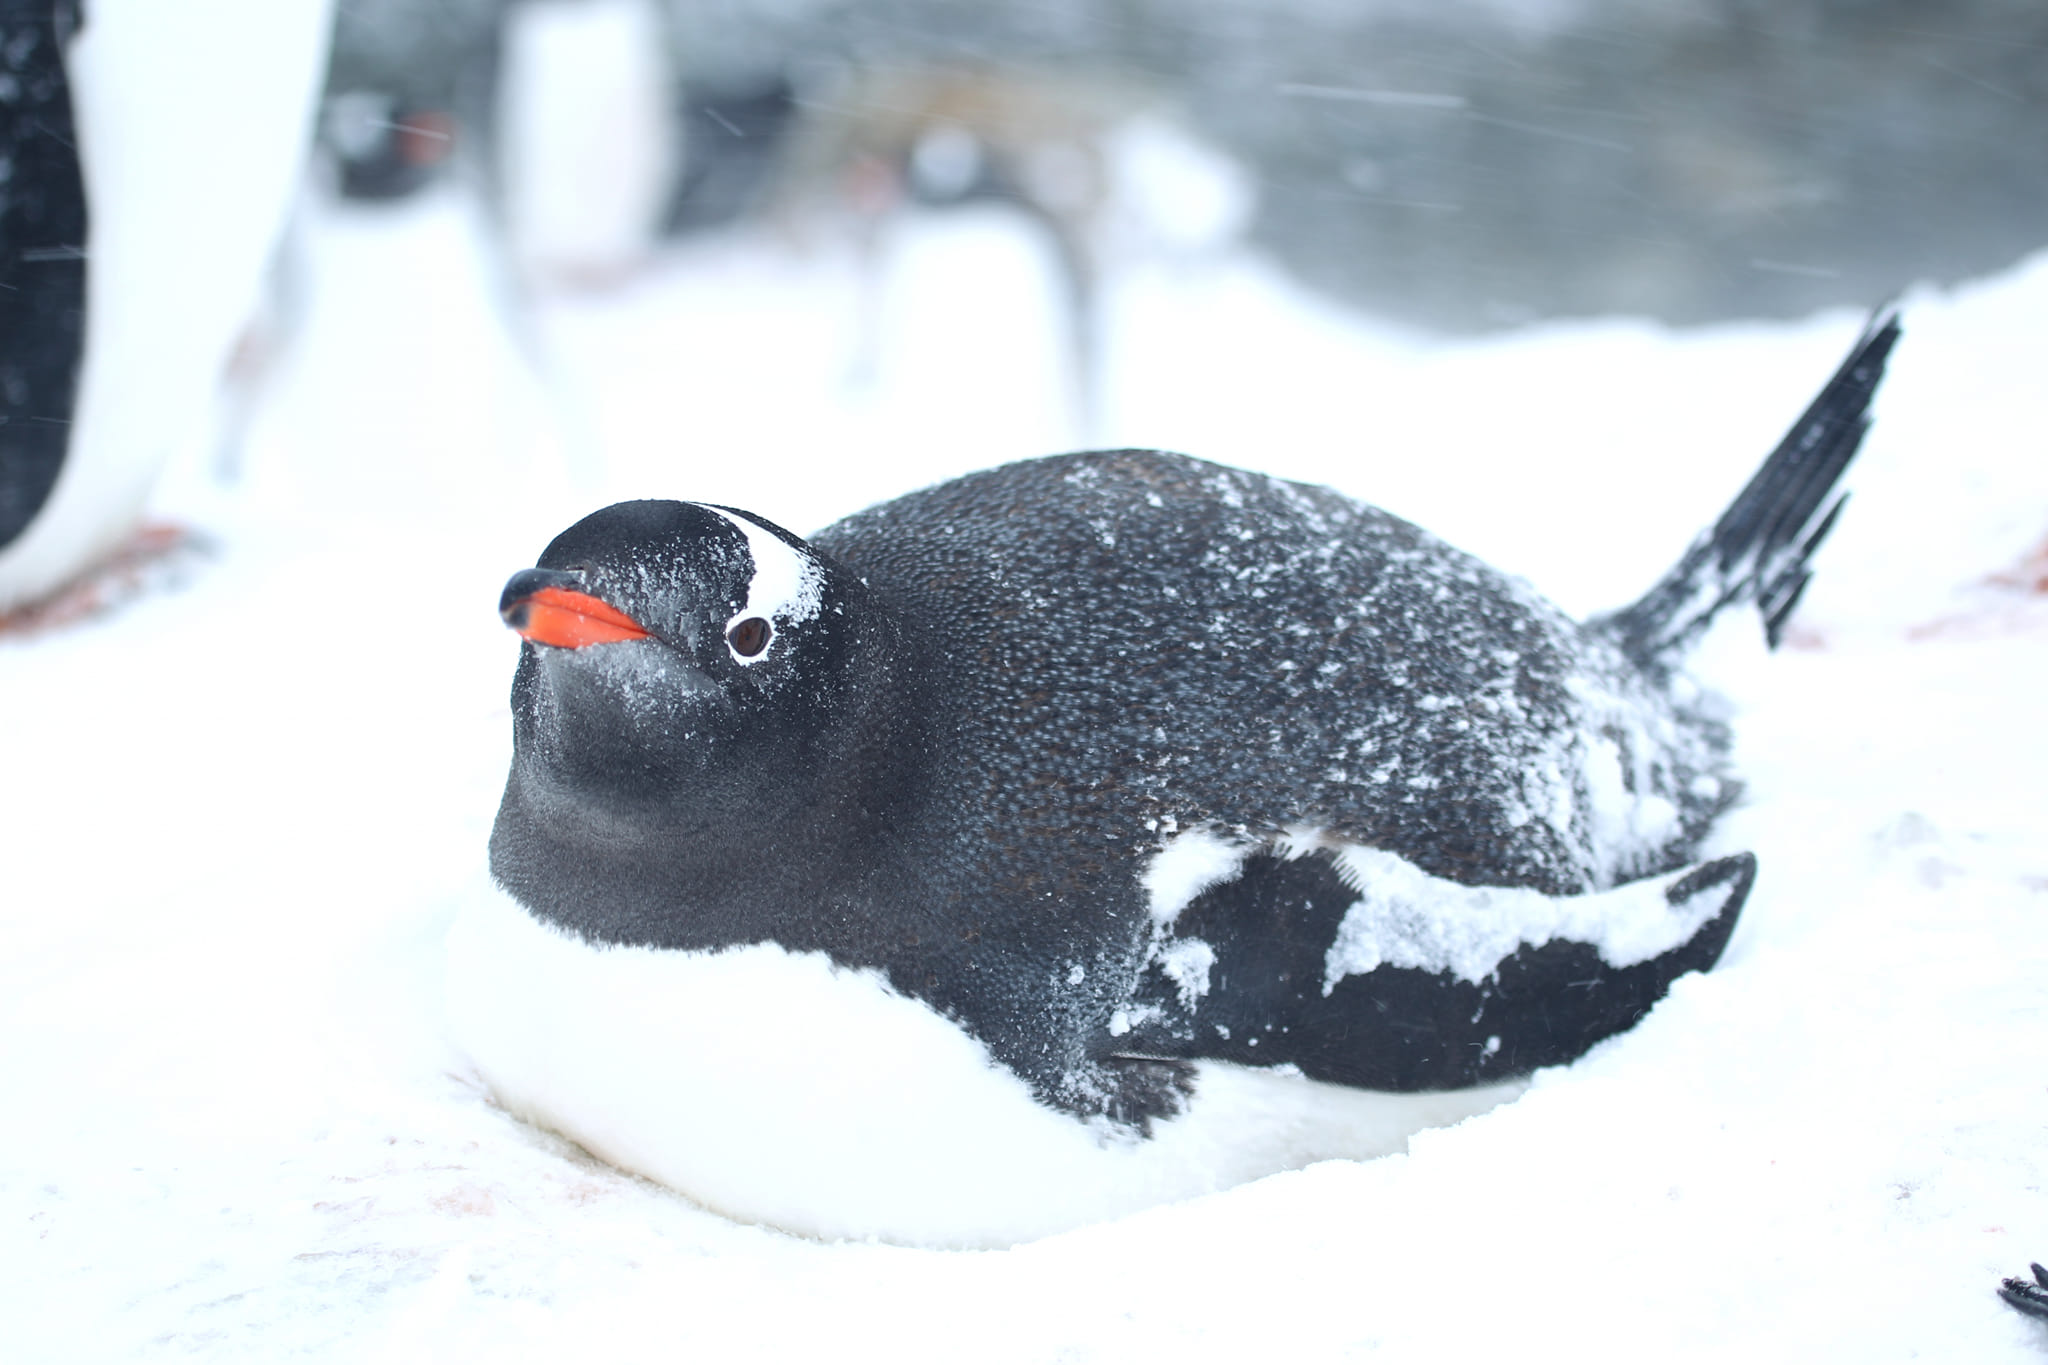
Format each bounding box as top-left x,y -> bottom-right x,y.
1596,307 -> 1901,669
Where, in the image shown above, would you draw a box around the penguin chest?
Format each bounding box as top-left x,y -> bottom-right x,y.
445,875 -> 1521,1248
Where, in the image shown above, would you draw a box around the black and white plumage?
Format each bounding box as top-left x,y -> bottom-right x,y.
0,0 -> 330,614
451,312 -> 1899,1247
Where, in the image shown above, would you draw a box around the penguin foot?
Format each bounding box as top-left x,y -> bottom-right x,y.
0,523 -> 209,637
2002,1263 -> 2048,1323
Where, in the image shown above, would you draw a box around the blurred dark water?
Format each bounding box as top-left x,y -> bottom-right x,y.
328,0 -> 2048,332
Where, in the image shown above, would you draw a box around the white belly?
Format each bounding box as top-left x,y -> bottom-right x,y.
445,877 -> 1523,1249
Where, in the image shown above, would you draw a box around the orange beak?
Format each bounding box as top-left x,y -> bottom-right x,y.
503,586 -> 649,648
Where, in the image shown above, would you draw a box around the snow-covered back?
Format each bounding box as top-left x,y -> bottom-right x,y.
3,187 -> 2045,1358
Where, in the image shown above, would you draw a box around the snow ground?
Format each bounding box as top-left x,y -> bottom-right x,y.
3,190 -> 2046,1360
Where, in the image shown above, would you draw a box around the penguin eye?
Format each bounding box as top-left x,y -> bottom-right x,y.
727,616 -> 772,658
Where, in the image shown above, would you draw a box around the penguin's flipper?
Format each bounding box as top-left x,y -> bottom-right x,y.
1130,846 -> 1756,1094
1597,307 -> 1901,669
2002,1263 -> 2048,1323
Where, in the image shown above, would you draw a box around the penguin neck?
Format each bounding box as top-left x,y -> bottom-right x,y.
488,592 -> 931,953
488,774 -> 871,950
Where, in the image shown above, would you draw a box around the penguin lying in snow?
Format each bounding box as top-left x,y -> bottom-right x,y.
449,312 -> 1899,1247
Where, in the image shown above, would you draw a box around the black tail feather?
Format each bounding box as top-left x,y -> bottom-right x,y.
1598,307 -> 1901,668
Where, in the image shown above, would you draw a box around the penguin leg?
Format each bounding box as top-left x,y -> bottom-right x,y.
2002,1263 -> 2048,1323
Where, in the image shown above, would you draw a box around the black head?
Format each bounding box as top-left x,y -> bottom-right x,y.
490,501 -> 890,931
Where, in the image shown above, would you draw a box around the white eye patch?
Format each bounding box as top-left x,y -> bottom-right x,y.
698,505 -> 826,664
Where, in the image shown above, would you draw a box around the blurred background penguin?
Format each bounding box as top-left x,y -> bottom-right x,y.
0,0 -> 332,626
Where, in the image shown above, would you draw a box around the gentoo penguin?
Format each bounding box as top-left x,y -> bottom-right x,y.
0,0 -> 331,615
449,311 -> 1900,1248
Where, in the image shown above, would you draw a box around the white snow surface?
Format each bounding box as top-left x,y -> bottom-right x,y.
4,186 -> 2048,1358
